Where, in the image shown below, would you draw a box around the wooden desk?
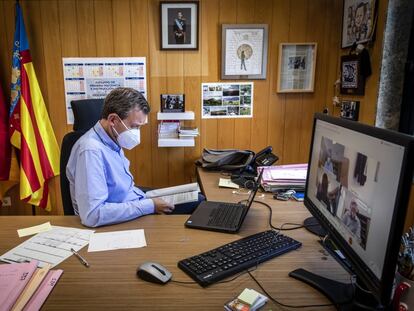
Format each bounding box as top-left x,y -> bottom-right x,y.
0,170 -> 350,310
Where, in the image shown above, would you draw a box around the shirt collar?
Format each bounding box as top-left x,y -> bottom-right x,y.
93,121 -> 121,152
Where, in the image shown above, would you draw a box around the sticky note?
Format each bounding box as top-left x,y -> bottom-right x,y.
237,288 -> 260,306
17,222 -> 52,237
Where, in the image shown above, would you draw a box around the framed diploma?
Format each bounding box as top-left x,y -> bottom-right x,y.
277,43 -> 317,93
221,24 -> 268,80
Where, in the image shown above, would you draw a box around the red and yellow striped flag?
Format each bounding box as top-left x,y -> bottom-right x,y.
10,3 -> 60,210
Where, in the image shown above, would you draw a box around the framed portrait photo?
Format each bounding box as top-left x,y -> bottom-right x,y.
160,94 -> 185,112
221,24 -> 269,80
340,54 -> 365,95
342,0 -> 377,48
277,43 -> 317,93
160,1 -> 199,50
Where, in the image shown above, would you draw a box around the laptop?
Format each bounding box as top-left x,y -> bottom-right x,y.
185,170 -> 263,233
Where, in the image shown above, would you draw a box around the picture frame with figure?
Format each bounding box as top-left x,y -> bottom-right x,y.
160,1 -> 199,50
160,94 -> 185,112
340,54 -> 365,95
277,43 -> 317,93
342,0 -> 377,48
221,24 -> 268,80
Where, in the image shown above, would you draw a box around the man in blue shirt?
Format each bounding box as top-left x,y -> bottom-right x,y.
67,88 -> 201,227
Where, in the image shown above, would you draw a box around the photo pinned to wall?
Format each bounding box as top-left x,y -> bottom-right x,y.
221,24 -> 268,79
342,0 -> 377,48
160,1 -> 199,50
340,54 -> 365,95
201,82 -> 253,119
277,43 -> 317,93
340,100 -> 360,121
160,94 -> 185,112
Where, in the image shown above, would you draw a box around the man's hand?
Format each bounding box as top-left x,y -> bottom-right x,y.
152,198 -> 175,214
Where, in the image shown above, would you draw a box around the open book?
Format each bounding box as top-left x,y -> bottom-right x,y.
145,183 -> 200,205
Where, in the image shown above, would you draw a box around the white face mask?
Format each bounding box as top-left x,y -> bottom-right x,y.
113,118 -> 141,150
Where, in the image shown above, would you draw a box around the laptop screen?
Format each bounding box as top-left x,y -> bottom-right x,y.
245,170 -> 263,207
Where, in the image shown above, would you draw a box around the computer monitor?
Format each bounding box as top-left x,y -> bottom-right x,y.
297,113 -> 414,308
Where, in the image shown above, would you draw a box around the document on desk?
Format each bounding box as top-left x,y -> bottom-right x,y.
88,229 -> 147,252
145,183 -> 199,205
0,226 -> 94,268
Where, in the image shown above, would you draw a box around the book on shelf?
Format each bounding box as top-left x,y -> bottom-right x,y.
158,121 -> 180,139
145,183 -> 200,205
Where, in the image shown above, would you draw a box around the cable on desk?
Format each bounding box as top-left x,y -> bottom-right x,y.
247,270 -> 337,309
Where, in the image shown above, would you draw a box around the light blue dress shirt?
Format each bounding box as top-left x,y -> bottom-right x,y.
66,121 -> 154,227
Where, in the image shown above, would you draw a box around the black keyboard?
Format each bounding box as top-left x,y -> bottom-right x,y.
207,203 -> 244,227
178,230 -> 302,286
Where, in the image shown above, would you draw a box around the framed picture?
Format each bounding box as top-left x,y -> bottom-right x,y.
160,94 -> 185,112
340,100 -> 360,121
342,0 -> 377,48
340,54 -> 365,95
221,24 -> 268,80
160,1 -> 199,50
277,43 -> 317,93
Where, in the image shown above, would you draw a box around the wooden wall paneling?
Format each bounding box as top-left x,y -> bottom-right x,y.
298,0 -> 327,164
283,0 -> 308,164
232,0 -> 254,151
94,0 -> 114,57
325,0 -> 342,118
148,0 -> 168,188
131,0 -> 153,187
76,0 -> 97,57
166,50 -> 185,185
267,0 -> 290,163
200,0 -> 219,150
216,0 -> 236,150
0,1 -> 15,94
39,0 -> 66,215
249,0 -> 272,153
59,1 -> 79,58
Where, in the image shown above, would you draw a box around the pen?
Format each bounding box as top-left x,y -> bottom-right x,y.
70,248 -> 90,268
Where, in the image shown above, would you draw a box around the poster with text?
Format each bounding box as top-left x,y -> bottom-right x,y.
62,57 -> 147,124
202,82 -> 253,119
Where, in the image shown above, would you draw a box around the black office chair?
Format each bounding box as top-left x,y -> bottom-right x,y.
60,99 -> 104,215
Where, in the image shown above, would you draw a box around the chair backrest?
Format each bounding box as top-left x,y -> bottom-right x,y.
60,99 -> 104,215
71,99 -> 104,131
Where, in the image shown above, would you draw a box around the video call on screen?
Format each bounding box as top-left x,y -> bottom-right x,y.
308,120 -> 405,279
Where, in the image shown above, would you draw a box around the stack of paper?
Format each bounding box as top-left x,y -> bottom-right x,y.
158,121 -> 180,138
178,126 -> 199,139
260,163 -> 308,192
145,183 -> 200,205
0,260 -> 63,311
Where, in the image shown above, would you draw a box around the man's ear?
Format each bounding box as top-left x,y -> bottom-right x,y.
107,113 -> 118,126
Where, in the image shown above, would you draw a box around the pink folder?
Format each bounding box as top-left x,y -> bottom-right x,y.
23,269 -> 63,311
0,261 -> 38,311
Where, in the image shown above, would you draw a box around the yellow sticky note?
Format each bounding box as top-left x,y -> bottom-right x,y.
17,222 -> 52,237
238,288 -> 260,306
218,178 -> 239,189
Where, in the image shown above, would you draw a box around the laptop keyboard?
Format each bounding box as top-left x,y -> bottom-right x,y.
178,230 -> 302,286
207,203 -> 244,227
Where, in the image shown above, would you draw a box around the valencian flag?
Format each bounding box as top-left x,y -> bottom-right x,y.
10,3 -> 60,210
0,81 -> 19,200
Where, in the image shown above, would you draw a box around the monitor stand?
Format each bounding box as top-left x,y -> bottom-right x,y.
289,269 -> 385,310
304,216 -> 327,237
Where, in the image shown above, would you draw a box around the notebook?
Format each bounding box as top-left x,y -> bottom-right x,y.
185,170 -> 263,233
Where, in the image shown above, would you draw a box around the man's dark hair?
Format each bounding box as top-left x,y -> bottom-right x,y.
102,87 -> 150,120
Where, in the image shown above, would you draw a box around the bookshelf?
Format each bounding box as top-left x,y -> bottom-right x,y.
157,111 -> 197,147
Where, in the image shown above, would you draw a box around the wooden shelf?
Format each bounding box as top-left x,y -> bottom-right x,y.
157,111 -> 194,120
158,138 -> 195,147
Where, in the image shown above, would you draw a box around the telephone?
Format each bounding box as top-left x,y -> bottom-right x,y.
231,146 -> 278,187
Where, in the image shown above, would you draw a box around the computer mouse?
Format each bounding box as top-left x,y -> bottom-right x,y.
137,262 -> 172,284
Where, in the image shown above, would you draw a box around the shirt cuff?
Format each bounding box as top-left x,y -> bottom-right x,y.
138,198 -> 155,215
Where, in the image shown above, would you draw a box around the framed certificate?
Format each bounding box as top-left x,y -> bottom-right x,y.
277,43 -> 317,93
221,24 -> 268,80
